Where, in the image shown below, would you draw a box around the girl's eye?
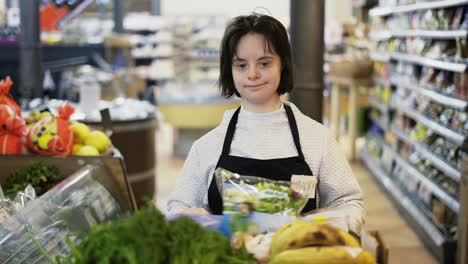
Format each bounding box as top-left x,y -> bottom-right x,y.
259,62 -> 270,68
235,63 -> 247,70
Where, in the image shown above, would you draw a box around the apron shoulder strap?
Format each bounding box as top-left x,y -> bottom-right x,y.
284,103 -> 305,160
221,106 -> 241,156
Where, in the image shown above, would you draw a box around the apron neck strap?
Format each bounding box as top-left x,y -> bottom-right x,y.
284,103 -> 305,160
221,103 -> 305,160
221,106 -> 241,156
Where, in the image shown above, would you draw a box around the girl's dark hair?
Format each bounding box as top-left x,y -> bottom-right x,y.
218,13 -> 293,98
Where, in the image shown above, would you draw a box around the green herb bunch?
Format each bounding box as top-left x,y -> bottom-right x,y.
51,205 -> 255,264
4,162 -> 65,196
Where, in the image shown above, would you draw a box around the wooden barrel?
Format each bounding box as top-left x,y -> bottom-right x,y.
86,117 -> 157,208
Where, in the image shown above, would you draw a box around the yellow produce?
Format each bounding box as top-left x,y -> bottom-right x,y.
38,133 -> 53,150
75,145 -> 99,156
40,111 -> 52,119
72,144 -> 83,154
71,122 -> 90,144
268,246 -> 376,264
271,222 -> 360,256
84,131 -> 110,153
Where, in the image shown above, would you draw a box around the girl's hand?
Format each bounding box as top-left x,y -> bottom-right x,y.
181,207 -> 209,215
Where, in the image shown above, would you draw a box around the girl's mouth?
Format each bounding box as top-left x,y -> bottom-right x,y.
245,82 -> 267,88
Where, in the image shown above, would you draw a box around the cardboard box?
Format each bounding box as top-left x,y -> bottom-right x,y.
369,230 -> 389,264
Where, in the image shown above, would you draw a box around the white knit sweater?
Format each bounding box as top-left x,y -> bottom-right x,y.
167,102 -> 365,232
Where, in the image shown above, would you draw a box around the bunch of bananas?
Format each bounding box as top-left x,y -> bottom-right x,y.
269,221 -> 376,264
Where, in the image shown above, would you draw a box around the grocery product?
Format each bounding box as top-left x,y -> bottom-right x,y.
49,205 -> 255,264
75,145 -> 100,156
70,121 -> 90,144
270,221 -> 360,257
26,103 -> 75,156
84,130 -> 110,153
3,162 -> 65,196
269,246 -> 375,264
216,168 -> 311,216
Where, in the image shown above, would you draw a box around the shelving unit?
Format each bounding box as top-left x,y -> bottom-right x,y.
367,2 -> 467,263
361,148 -> 448,245
390,125 -> 461,182
370,0 -> 468,17
416,86 -> 467,110
369,97 -> 390,114
394,103 -> 466,145
390,53 -> 467,73
361,147 -> 456,262
371,29 -> 468,40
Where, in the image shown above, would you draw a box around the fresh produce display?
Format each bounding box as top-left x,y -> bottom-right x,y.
216,168 -> 310,216
266,221 -> 374,264
46,205 -> 255,264
0,76 -> 115,157
0,76 -> 21,116
3,162 -> 65,196
0,104 -> 26,155
269,247 -> 374,264
26,103 -> 75,156
0,76 -> 26,154
0,165 -> 123,262
71,122 -> 111,156
270,221 -> 360,256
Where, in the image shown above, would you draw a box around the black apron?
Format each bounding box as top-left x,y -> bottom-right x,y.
208,103 -> 317,215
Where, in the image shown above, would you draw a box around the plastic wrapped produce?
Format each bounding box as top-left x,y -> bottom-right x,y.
215,168 -> 313,217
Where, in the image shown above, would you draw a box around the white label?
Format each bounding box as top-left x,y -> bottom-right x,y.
343,246 -> 363,258
291,175 -> 317,199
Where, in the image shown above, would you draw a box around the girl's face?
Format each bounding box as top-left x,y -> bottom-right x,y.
232,33 -> 282,112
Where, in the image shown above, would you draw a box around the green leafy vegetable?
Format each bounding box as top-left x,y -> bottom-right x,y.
46,205 -> 255,264
224,181 -> 308,215
167,216 -> 255,264
4,162 -> 65,196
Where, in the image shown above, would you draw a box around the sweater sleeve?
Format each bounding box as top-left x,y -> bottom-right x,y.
318,131 -> 366,233
166,142 -> 207,214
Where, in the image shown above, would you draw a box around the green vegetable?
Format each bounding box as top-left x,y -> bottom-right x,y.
224,181 -> 308,216
167,216 -> 255,264
46,205 -> 254,264
4,162 -> 65,196
57,204 -> 168,264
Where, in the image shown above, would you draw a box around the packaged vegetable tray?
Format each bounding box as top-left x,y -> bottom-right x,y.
215,168 -> 311,217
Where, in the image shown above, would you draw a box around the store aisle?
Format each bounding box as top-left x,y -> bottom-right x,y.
154,124 -> 437,264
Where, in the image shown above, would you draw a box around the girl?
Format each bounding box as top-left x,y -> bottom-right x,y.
167,13 -> 365,233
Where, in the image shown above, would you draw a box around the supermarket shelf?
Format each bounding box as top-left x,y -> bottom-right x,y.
361,149 -> 446,246
398,105 -> 466,145
369,97 -> 390,113
369,51 -> 467,72
374,78 -> 392,87
391,52 -> 467,73
133,53 -> 175,59
370,115 -> 389,130
370,0 -> 468,17
417,86 -> 467,111
390,125 -> 461,182
372,29 -> 468,40
384,145 -> 460,213
370,31 -> 393,41
369,51 -> 391,62
394,29 -> 468,39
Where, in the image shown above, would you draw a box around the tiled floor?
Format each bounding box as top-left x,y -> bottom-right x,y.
154,123 -> 437,264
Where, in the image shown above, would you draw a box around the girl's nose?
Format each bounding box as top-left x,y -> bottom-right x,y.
248,66 -> 260,81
